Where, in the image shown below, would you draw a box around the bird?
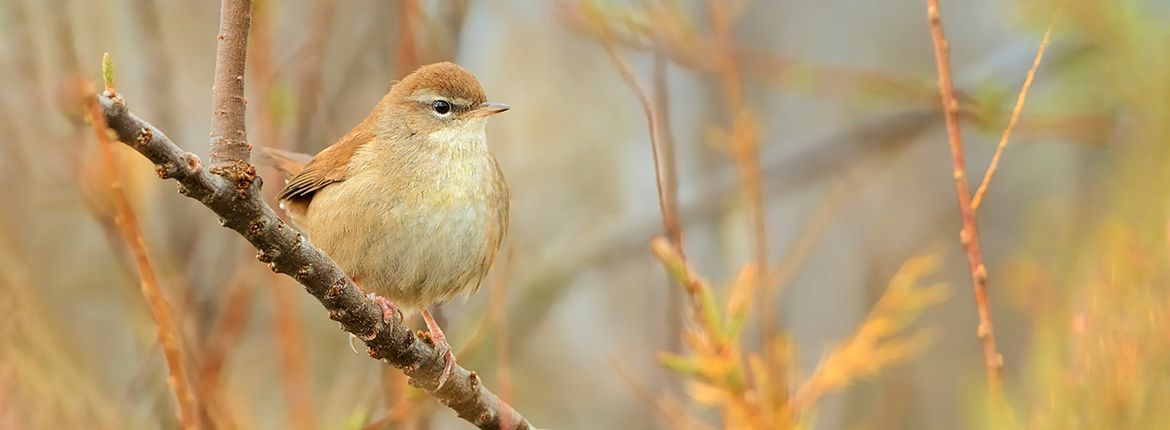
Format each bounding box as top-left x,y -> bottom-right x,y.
262,62 -> 510,388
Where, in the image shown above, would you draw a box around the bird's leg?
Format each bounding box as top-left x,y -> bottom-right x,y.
421,308 -> 455,389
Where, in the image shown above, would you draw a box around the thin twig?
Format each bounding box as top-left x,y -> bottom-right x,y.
971,8 -> 1061,211
596,28 -> 681,252
597,18 -> 704,364
651,42 -> 684,354
650,44 -> 682,250
82,83 -> 199,430
925,0 -> 1003,394
594,13 -> 696,399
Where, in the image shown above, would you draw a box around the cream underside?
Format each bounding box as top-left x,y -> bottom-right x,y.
295,121 -> 497,308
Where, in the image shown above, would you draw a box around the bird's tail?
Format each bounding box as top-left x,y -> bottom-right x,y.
256,147 -> 313,177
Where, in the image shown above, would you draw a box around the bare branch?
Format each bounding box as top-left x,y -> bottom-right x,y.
209,0 -> 253,166
971,7 -> 1061,211
925,0 -> 1004,395
652,44 -> 685,355
599,42 -> 683,248
595,16 -> 682,253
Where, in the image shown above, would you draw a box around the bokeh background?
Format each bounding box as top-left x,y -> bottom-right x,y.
3,0 -> 1169,429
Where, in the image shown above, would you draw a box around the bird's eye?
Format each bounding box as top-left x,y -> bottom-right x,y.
432,100 -> 452,115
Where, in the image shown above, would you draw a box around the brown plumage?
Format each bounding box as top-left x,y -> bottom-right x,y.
261,62 -> 510,387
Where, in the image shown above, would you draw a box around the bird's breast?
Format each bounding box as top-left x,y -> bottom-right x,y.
305,139 -> 505,307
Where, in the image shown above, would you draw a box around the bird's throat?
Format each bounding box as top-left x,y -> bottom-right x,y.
425,118 -> 490,153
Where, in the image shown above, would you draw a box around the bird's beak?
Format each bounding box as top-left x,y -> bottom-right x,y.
468,102 -> 510,118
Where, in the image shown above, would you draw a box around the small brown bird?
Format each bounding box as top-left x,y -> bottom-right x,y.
264,62 -> 509,387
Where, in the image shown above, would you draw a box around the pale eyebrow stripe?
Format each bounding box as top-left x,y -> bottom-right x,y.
409,92 -> 437,103
408,92 -> 470,108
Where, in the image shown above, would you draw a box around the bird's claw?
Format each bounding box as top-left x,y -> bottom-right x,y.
421,308 -> 456,390
353,279 -> 401,323
345,289 -> 398,355
368,293 -> 401,323
436,345 -> 455,389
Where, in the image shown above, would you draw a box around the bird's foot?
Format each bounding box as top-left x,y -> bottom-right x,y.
421,308 -> 456,390
369,293 -> 401,323
352,277 -> 401,323
345,278 -> 401,353
347,296 -> 399,354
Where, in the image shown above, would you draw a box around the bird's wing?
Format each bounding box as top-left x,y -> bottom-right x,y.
257,147 -> 314,177
275,126 -> 374,202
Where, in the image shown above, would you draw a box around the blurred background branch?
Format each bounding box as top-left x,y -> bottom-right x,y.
83,73 -> 199,428
925,0 -> 1003,397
